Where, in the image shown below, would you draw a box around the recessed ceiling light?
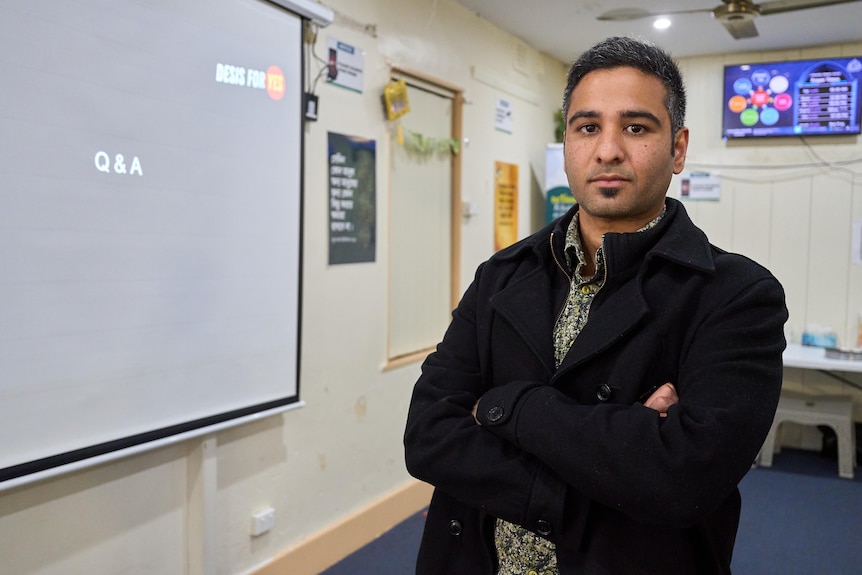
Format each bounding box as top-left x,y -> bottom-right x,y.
653,17 -> 672,30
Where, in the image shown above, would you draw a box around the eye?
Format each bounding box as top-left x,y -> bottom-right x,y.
578,124 -> 599,134
626,124 -> 646,134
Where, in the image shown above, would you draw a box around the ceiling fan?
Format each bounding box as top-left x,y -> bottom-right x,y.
597,0 -> 861,40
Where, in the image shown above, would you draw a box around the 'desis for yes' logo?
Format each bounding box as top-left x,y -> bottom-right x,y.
215,62 -> 285,100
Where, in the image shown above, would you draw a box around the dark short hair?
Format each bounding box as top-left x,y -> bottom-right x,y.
562,36 -> 686,138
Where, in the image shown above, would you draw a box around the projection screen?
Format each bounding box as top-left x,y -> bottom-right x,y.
0,0 -> 304,486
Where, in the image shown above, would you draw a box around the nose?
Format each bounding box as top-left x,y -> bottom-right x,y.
594,130 -> 625,164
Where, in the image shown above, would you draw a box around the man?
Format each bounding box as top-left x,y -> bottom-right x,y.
404,36 -> 787,574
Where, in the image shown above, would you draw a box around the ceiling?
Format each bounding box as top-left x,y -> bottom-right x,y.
451,0 -> 862,62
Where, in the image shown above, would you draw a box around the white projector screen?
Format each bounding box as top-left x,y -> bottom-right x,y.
0,0 -> 303,485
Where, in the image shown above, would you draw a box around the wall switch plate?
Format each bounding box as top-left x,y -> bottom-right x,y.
251,507 -> 275,537
462,200 -> 479,218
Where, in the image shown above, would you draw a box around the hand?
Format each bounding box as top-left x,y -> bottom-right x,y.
643,383 -> 678,417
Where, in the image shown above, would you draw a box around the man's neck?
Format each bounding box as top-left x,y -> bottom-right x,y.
577,223 -> 603,275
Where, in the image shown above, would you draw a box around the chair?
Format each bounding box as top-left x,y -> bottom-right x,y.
758,392 -> 856,479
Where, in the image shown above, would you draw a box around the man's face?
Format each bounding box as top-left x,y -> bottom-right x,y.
563,67 -> 688,231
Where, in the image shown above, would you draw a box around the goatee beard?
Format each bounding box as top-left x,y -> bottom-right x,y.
598,187 -> 619,198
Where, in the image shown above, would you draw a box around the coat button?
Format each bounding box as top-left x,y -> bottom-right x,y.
596,384 -> 612,402
536,519 -> 552,536
448,519 -> 463,536
487,406 -> 504,422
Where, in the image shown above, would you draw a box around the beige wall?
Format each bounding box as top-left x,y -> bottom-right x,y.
0,1 -> 566,574
2,2 -> 860,573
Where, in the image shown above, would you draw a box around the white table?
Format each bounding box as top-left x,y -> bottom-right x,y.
783,344 -> 862,391
767,343 -> 862,478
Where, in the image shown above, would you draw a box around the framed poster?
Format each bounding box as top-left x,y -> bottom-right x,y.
328,132 -> 376,264
494,161 -> 519,251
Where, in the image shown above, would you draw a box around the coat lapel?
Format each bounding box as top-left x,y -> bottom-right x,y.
489,264 -> 561,377
557,277 -> 650,375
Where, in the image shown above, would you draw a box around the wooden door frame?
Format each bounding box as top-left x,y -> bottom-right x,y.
384,66 -> 463,369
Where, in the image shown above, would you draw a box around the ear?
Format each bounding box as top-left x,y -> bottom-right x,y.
672,127 -> 689,175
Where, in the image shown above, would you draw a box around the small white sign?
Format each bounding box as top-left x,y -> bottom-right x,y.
326,37 -> 365,93
544,144 -> 567,191
495,98 -> 513,134
679,171 -> 721,201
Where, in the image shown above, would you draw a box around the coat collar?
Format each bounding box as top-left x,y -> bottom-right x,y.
489,198 -> 716,375
550,198 -> 716,276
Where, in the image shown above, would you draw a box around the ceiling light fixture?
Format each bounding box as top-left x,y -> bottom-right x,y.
653,17 -> 672,30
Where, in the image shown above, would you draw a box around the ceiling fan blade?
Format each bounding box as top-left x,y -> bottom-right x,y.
597,7 -> 712,21
758,0 -> 861,16
719,15 -> 760,38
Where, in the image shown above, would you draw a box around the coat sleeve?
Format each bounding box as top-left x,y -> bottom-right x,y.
403,263 -> 576,539
474,271 -> 787,528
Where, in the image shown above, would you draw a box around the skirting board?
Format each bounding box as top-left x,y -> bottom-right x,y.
252,479 -> 433,575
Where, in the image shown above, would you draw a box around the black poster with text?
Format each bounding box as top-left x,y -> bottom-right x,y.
327,132 -> 376,265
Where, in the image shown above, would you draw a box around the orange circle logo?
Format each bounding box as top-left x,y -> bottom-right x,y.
266,65 -> 285,101
728,95 -> 748,113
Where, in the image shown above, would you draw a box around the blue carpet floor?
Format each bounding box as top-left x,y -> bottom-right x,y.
321,448 -> 862,574
733,449 -> 862,574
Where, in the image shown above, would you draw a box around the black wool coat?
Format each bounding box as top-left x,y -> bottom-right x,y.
404,198 -> 788,575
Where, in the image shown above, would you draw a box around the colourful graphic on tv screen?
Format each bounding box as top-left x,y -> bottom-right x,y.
722,56 -> 862,139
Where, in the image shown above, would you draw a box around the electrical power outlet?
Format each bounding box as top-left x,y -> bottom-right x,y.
250,507 -> 275,537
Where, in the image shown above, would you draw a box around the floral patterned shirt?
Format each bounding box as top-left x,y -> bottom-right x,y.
494,208 -> 665,575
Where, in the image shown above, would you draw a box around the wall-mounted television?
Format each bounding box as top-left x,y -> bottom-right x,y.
722,56 -> 862,140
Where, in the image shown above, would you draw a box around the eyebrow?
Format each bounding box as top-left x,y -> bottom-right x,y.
567,109 -> 663,127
